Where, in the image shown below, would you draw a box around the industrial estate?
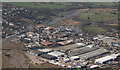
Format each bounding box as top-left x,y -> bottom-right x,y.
17,25 -> 120,68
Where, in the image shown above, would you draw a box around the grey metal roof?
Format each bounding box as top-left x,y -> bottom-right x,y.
69,47 -> 98,56
40,54 -> 57,60
58,44 -> 82,52
78,48 -> 109,60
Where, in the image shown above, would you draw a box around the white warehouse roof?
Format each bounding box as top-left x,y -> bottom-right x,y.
77,43 -> 85,46
86,44 -> 94,48
90,65 -> 99,69
95,54 -> 119,64
78,48 -> 108,60
47,51 -> 65,57
70,56 -> 79,60
38,49 -> 52,52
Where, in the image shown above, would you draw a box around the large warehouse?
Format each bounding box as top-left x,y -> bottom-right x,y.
47,51 -> 66,57
68,47 -> 98,56
40,54 -> 57,60
57,43 -> 85,52
95,53 -> 120,64
78,48 -> 109,60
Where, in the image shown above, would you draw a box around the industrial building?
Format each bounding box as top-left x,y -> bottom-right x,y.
27,49 -> 45,56
38,48 -> 52,53
40,54 -> 57,60
70,56 -> 80,60
47,51 -> 66,57
78,48 -> 109,60
90,65 -> 99,69
58,43 -> 85,52
94,35 -> 120,47
68,47 -> 98,56
41,41 -> 53,46
95,53 -> 120,64
58,41 -> 70,45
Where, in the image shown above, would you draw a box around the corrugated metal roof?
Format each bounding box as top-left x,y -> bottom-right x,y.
47,51 -> 65,57
58,43 -> 84,52
78,48 -> 108,60
38,49 -> 52,52
95,54 -> 119,64
69,47 -> 98,56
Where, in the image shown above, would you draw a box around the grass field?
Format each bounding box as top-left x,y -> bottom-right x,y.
7,2 -> 117,9
74,10 -> 118,23
86,2 -> 116,8
8,2 -> 72,9
84,25 -> 107,34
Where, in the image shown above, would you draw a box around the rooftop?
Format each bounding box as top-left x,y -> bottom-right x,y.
36,25 -> 45,28
38,49 -> 52,52
41,41 -> 53,46
95,53 -> 120,64
58,43 -> 84,52
47,51 -> 65,57
58,41 -> 70,45
78,48 -> 109,60
69,47 -> 98,56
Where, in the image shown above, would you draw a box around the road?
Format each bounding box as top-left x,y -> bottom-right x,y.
2,9 -> 93,45
47,9 -> 93,25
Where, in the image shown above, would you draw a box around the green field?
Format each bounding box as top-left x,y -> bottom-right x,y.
85,2 -> 116,8
84,25 -> 107,34
7,2 -> 117,9
8,2 -> 72,9
74,10 -> 118,23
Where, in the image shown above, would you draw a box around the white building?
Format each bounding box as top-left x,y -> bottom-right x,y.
90,65 -> 99,69
47,51 -> 65,57
77,43 -> 85,46
70,56 -> 80,60
95,53 -> 120,64
86,44 -> 94,48
38,49 -> 52,53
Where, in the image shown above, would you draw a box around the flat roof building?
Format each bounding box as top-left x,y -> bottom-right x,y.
95,53 -> 120,64
58,43 -> 85,52
38,49 -> 52,53
27,50 -> 45,56
47,51 -> 65,57
41,41 -> 53,46
78,48 -> 109,60
40,54 -> 57,60
70,56 -> 80,60
58,41 -> 70,45
69,47 -> 98,56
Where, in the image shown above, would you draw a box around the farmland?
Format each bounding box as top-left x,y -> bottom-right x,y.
84,25 -> 107,34
73,10 -> 118,24
7,2 -> 72,9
